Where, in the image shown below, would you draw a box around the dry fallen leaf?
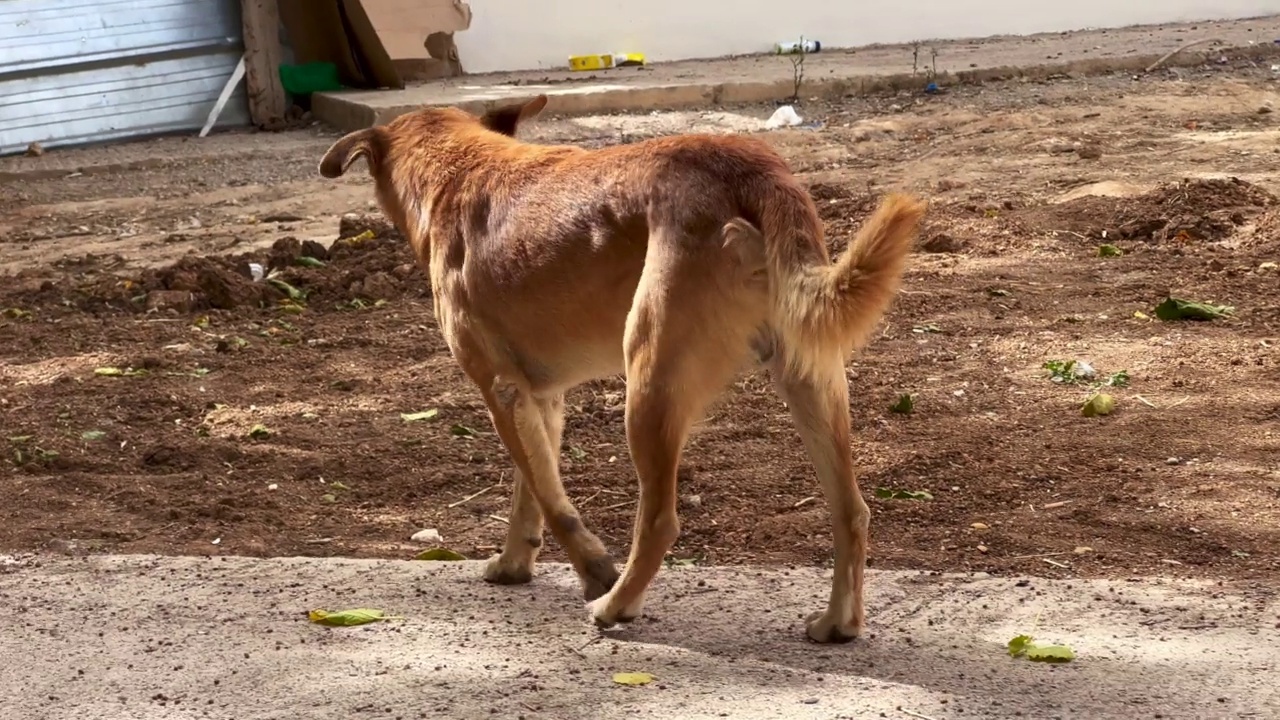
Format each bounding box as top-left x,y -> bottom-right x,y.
612,672 -> 655,686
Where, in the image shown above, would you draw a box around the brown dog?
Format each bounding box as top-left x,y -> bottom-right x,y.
319,95 -> 926,642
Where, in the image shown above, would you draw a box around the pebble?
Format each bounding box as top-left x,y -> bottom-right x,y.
411,528 -> 443,544
1076,143 -> 1104,160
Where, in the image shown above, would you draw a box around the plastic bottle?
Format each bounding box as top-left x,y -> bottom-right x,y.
774,39 -> 821,55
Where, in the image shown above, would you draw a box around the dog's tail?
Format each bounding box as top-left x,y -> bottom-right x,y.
759,189 -> 927,382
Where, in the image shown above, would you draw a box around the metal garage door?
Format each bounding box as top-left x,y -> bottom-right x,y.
0,0 -> 249,156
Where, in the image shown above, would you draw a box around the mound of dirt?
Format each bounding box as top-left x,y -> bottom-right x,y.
1035,176 -> 1278,243
0,214 -> 425,316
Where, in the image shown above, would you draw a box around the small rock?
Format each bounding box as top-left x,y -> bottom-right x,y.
46,539 -> 87,556
1258,104 -> 1273,115
267,483 -> 279,491
1166,457 -> 1181,465
921,233 -> 965,253
300,239 -> 330,261
360,271 -> 400,300
1074,546 -> 1093,554
1208,259 -> 1225,272
977,545 -> 989,553
411,528 -> 443,544
683,494 -> 703,509
145,290 -> 194,313
971,522 -> 989,530
267,236 -> 303,271
1076,144 -> 1104,160
25,142 -> 44,157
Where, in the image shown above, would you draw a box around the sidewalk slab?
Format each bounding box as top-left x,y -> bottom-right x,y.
2,554 -> 1277,719
314,17 -> 1280,130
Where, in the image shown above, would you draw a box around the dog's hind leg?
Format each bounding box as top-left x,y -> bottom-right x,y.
588,237 -> 752,627
480,380 -> 620,601
773,361 -> 869,643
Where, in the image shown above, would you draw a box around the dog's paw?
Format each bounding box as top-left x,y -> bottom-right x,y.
580,554 -> 620,602
586,591 -> 642,629
481,554 -> 533,586
804,609 -> 863,644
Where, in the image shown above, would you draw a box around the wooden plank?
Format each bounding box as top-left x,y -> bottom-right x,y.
240,0 -> 287,128
200,54 -> 248,138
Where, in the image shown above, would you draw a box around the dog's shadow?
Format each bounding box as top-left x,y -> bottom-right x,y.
518,565 -> 1263,717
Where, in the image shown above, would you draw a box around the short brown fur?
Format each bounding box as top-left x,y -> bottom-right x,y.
319,96 -> 927,642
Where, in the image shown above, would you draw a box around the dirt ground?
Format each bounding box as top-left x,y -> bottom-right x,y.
2,60 -> 1278,587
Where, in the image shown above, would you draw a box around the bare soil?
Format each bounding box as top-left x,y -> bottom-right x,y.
2,62 -> 1278,584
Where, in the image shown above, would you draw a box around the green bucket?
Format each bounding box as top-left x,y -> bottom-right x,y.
278,62 -> 344,95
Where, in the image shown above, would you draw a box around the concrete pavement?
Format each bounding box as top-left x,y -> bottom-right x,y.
312,17 -> 1280,130
2,554 -> 1277,719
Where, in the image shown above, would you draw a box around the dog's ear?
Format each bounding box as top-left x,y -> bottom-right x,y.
319,128 -> 385,178
479,94 -> 549,137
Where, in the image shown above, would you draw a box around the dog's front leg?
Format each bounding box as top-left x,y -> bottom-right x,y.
482,466 -> 544,585
482,379 -> 620,601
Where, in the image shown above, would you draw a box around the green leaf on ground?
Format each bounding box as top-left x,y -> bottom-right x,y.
80,430 -> 106,441
1097,244 -> 1123,257
294,256 -> 327,268
874,488 -> 933,501
1027,644 -> 1076,663
1154,297 -> 1233,321
450,424 -> 479,437
401,409 -> 439,422
415,548 -> 467,561
1008,633 -> 1076,663
307,608 -> 401,626
1081,392 -> 1115,418
248,424 -> 272,439
1007,634 -> 1034,657
569,445 -> 588,460
612,672 -> 655,686
890,393 -> 915,414
1044,359 -> 1085,384
267,277 -> 307,300
1102,371 -> 1130,387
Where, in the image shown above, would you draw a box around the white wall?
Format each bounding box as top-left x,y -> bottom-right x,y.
455,0 -> 1280,74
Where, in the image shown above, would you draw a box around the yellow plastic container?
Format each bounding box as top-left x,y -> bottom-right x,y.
568,54 -> 612,71
568,52 -> 646,71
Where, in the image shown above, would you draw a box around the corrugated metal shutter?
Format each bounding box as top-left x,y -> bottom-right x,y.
0,0 -> 249,156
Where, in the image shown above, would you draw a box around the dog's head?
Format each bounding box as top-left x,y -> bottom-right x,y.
317,94 -> 548,180
316,95 -> 549,265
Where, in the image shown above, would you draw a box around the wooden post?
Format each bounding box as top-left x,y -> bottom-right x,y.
240,0 -> 287,129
